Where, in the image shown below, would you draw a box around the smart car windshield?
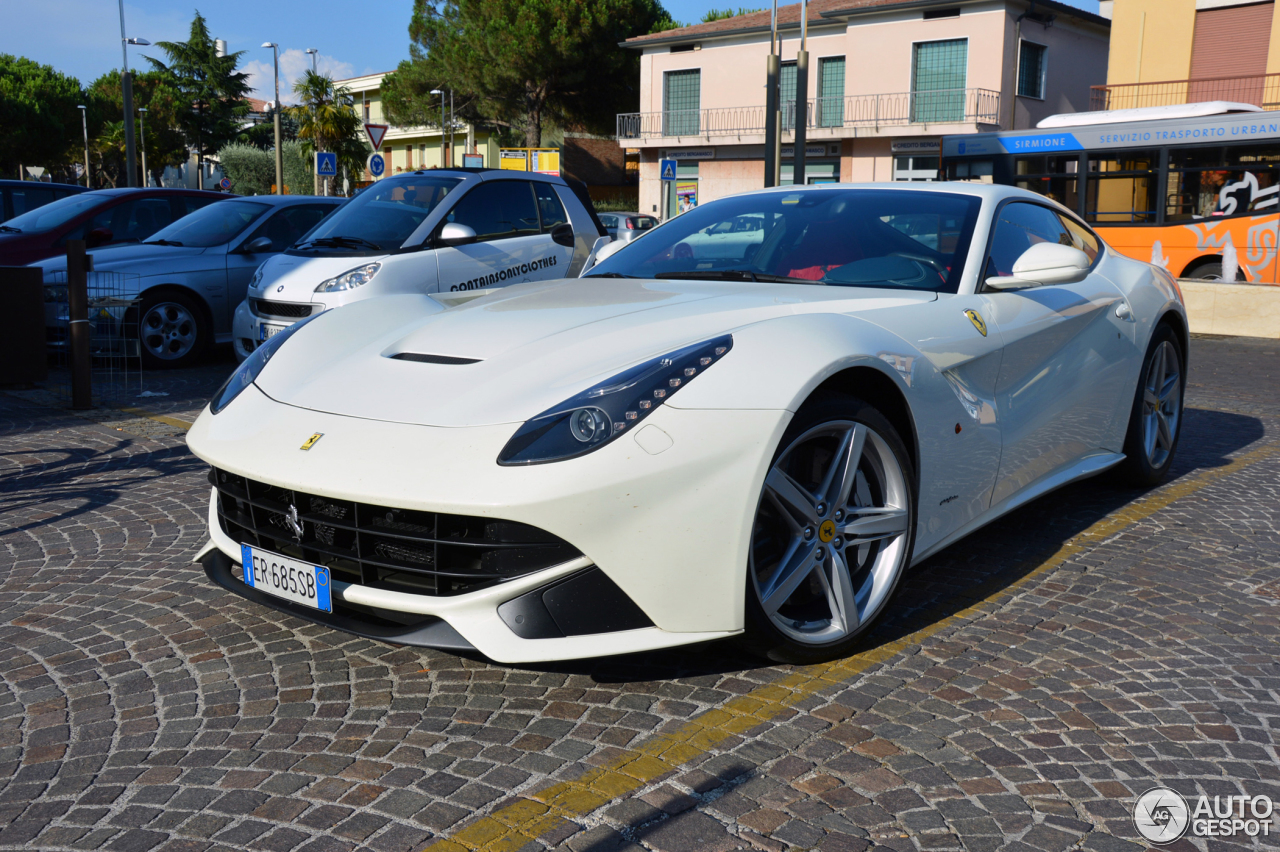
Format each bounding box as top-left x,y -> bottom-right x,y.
144,200 -> 267,248
297,176 -> 460,252
586,188 -> 982,293
2,193 -> 104,233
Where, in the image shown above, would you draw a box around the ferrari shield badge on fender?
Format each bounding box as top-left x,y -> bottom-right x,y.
300,433 -> 324,451
964,309 -> 987,337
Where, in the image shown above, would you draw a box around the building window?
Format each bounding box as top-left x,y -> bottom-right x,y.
781,62 -> 798,130
818,57 -> 845,128
893,156 -> 939,181
1018,41 -> 1046,99
912,38 -> 967,123
663,69 -> 701,136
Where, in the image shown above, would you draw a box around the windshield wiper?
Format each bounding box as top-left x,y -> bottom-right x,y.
298,235 -> 382,250
144,239 -> 184,246
654,269 -> 818,284
0,225 -> 21,233
582,272 -> 639,278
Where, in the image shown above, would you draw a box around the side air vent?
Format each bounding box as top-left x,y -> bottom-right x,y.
390,353 -> 482,365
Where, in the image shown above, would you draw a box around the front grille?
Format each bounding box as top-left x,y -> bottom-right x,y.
251,298 -> 314,319
210,468 -> 581,596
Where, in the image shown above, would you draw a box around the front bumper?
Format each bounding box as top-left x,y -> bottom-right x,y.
233,298 -> 326,360
188,384 -> 788,663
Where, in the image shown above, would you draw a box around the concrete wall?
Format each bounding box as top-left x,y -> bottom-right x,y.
1106,0 -> 1197,85
1013,14 -> 1111,127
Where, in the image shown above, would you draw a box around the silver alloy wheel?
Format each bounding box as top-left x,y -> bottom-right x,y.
750,420 -> 910,646
141,301 -> 198,361
1142,340 -> 1181,468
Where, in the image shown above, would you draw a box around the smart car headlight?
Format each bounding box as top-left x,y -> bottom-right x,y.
248,267 -> 265,291
209,313 -> 319,414
497,335 -> 733,466
314,262 -> 381,293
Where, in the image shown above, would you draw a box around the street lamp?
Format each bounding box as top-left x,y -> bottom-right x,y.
118,0 -> 149,188
137,107 -> 148,186
78,105 -> 90,188
305,48 -> 318,74
262,42 -> 284,195
431,88 -> 445,167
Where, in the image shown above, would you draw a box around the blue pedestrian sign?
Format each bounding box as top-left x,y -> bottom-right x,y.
316,152 -> 337,177
366,152 -> 385,178
660,159 -> 677,181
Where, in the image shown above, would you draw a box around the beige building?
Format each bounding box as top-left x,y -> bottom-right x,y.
619,0 -> 1109,216
335,72 -> 501,179
1095,0 -> 1280,109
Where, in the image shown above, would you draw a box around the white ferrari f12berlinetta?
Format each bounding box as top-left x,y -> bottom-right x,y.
189,183 -> 1187,664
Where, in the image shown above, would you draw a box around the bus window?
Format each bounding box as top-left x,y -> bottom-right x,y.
1167,145 -> 1280,221
948,160 -> 993,183
1085,150 -> 1157,224
1015,155 -> 1079,209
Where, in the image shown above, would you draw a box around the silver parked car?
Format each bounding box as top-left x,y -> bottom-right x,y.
598,211 -> 658,244
38,195 -> 342,368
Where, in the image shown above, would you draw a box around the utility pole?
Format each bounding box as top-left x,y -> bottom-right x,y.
117,1 -> 148,188
431,88 -> 445,167
449,90 -> 454,168
306,48 -> 318,73
138,108 -> 148,186
78,105 -> 90,188
793,0 -> 809,187
763,0 -> 780,188
262,43 -> 284,194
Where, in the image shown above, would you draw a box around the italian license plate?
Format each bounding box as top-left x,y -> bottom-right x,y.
240,544 -> 333,612
259,323 -> 286,342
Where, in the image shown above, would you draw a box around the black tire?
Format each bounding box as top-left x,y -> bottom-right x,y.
741,393 -> 917,665
138,290 -> 209,369
1184,260 -> 1244,282
1116,324 -> 1185,487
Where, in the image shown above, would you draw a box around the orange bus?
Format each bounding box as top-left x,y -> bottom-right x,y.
941,103 -> 1280,283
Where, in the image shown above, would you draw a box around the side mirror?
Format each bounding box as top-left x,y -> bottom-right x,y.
86,227 -> 113,248
589,238 -> 624,268
550,222 -> 575,248
242,236 -> 273,253
438,222 -> 477,247
986,242 -> 1091,290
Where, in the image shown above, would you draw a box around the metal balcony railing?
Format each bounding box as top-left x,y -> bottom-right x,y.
1090,73 -> 1280,112
617,88 -> 1001,140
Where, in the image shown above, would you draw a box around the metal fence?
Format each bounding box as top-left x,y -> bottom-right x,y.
617,88 -> 1001,140
1090,74 -> 1280,112
43,270 -> 143,406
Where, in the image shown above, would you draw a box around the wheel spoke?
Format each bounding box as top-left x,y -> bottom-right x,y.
765,468 -> 819,531
1155,411 -> 1173,451
822,550 -> 860,634
828,425 -> 867,510
841,507 -> 909,545
760,539 -> 818,615
1144,388 -> 1160,411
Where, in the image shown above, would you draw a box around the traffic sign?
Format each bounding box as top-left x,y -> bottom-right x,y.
366,152 -> 385,179
316,152 -> 337,177
364,123 -> 389,149
463,153 -> 484,168
660,159 -> 677,181
219,177 -> 232,190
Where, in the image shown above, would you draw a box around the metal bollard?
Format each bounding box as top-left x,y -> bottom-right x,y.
66,240 -> 93,410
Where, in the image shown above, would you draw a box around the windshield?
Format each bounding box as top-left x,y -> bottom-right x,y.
587,188 -> 982,293
299,176 -> 460,251
145,200 -> 267,247
2,193 -> 104,233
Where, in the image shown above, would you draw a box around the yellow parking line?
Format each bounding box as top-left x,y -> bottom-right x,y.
425,441 -> 1280,852
116,406 -> 193,431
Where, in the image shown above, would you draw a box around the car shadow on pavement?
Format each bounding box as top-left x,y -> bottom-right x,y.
522,406 -> 1267,684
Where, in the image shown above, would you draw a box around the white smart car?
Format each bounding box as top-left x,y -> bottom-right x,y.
191,183 -> 1187,665
232,169 -> 609,360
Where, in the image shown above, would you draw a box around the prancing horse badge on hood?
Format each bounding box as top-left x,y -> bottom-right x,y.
964,309 -> 987,337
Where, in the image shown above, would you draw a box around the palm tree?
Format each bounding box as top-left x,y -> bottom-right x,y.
288,71 -> 363,195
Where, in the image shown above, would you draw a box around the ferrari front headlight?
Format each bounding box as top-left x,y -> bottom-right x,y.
497,335 -> 733,465
315,262 -> 381,293
210,312 -> 320,414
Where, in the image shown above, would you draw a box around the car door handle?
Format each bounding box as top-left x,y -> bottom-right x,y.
1115,302 -> 1135,322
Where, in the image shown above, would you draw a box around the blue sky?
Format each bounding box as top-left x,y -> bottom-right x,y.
3,0 -> 1101,105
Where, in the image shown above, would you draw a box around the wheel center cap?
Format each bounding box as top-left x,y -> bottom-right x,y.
818,519 -> 836,543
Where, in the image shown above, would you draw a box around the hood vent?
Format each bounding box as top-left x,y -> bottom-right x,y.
390,352 -> 481,365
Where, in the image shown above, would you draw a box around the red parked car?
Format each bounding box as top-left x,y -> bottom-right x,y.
0,187 -> 229,266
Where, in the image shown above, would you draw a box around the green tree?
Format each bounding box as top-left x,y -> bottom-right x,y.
238,105 -> 300,150
282,140 -> 314,196
383,0 -> 675,147
701,7 -> 761,22
146,11 -> 251,181
88,69 -> 189,187
0,55 -> 84,180
217,142 -> 274,195
287,71 -> 364,196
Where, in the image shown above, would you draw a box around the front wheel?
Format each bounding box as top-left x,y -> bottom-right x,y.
138,291 -> 208,369
743,394 -> 916,664
1117,324 -> 1185,486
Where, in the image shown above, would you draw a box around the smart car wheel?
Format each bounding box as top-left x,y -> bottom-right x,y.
744,394 -> 916,664
1117,324 -> 1184,486
139,291 -> 208,369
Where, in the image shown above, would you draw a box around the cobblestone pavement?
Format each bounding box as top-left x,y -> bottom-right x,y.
1,337 -> 1278,852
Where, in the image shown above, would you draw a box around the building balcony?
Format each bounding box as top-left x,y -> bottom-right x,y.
1090,74 -> 1280,112
616,88 -> 1002,143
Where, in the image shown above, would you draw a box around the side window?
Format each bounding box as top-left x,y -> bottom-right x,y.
1057,214 -> 1100,263
86,198 -> 172,242
444,181 -> 540,241
12,186 -> 55,217
246,204 -> 336,252
985,202 -> 1075,279
534,183 -> 568,232
599,214 -> 617,229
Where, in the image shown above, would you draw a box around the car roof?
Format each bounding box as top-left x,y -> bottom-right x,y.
238,194 -> 344,206
0,180 -> 87,191
89,187 -> 230,197
719,181 -> 1048,204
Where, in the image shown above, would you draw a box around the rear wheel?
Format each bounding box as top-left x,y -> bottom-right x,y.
743,394 -> 916,664
1185,260 -> 1244,282
139,290 -> 208,369
1117,324 -> 1185,486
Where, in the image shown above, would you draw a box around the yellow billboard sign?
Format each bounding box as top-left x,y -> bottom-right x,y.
498,148 -> 560,175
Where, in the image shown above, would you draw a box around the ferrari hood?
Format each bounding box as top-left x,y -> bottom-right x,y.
254,278 -> 935,427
